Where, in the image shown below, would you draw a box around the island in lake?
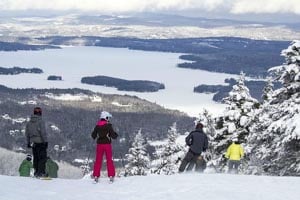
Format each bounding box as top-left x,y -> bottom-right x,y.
0,66 -> 43,75
81,75 -> 165,92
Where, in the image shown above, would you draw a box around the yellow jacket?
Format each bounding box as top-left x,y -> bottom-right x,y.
225,143 -> 244,161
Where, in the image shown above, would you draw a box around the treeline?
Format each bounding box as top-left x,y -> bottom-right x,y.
0,41 -> 60,51
178,52 -> 284,77
81,75 -> 165,92
0,66 -> 43,75
194,78 -> 281,102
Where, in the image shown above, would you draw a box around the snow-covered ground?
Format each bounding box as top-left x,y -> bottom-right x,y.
0,173 -> 299,200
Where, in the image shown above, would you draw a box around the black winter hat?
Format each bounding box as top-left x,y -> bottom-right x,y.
196,122 -> 204,129
26,154 -> 32,161
33,107 -> 42,115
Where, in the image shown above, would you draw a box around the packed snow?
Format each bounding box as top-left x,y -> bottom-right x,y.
0,173 -> 299,200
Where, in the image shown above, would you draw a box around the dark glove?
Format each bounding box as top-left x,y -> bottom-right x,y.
44,142 -> 48,149
27,143 -> 32,148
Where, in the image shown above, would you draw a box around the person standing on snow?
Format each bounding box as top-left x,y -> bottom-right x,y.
179,122 -> 208,172
25,107 -> 48,177
19,154 -> 33,177
91,111 -> 118,183
225,138 -> 244,174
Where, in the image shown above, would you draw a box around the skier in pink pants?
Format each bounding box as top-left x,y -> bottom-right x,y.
91,111 -> 118,183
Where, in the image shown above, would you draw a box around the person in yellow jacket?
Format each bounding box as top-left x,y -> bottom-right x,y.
225,138 -> 244,174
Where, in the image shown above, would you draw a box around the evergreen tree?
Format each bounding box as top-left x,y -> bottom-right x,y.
197,109 -> 216,171
261,77 -> 274,103
123,129 -> 150,176
247,40 -> 300,176
211,72 -> 259,172
152,123 -> 184,175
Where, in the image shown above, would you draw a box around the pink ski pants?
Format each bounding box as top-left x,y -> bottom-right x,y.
93,144 -> 115,177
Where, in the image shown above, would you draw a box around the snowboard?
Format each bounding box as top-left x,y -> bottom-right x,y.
39,177 -> 52,180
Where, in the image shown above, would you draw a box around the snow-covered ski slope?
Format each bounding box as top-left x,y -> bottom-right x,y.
0,173 -> 299,200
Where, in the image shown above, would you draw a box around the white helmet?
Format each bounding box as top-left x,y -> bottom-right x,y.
100,111 -> 112,121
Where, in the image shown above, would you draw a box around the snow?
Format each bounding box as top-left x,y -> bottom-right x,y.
90,96 -> 102,102
73,159 -> 92,164
1,114 -> 27,124
111,101 -> 132,107
18,100 -> 37,105
50,124 -> 61,132
44,93 -> 90,101
240,115 -> 249,127
0,173 -> 299,200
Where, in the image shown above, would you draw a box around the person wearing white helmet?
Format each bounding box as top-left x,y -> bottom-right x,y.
91,111 -> 118,183
100,111 -> 112,122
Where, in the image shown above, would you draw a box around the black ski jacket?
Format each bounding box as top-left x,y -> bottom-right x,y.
185,128 -> 208,155
91,121 -> 118,144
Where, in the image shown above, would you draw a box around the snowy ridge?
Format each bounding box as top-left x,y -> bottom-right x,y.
0,173 -> 299,200
0,14 -> 300,41
1,23 -> 299,41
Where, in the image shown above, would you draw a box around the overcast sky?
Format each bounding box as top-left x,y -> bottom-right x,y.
0,0 -> 300,23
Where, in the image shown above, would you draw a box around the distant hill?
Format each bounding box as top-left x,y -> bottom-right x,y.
0,85 -> 194,166
0,41 -> 60,51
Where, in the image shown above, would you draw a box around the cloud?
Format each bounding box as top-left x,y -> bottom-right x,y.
230,0 -> 300,15
0,0 -> 225,12
0,0 -> 299,15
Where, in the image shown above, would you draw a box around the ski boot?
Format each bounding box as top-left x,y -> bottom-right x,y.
93,176 -> 99,184
109,176 -> 114,183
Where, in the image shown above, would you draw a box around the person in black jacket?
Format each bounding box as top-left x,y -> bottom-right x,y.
25,107 -> 48,177
91,111 -> 118,183
179,122 -> 208,172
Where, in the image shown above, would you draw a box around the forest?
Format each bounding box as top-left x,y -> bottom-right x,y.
194,78 -> 282,102
0,41 -> 59,51
81,75 -> 165,92
0,66 -> 43,75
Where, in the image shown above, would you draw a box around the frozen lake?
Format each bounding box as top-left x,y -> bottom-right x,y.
0,46 -> 235,116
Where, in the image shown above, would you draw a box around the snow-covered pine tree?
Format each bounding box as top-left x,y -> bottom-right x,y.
123,129 -> 150,176
247,40 -> 300,176
211,72 -> 259,172
197,109 -> 216,171
261,77 -> 274,103
151,123 -> 184,175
